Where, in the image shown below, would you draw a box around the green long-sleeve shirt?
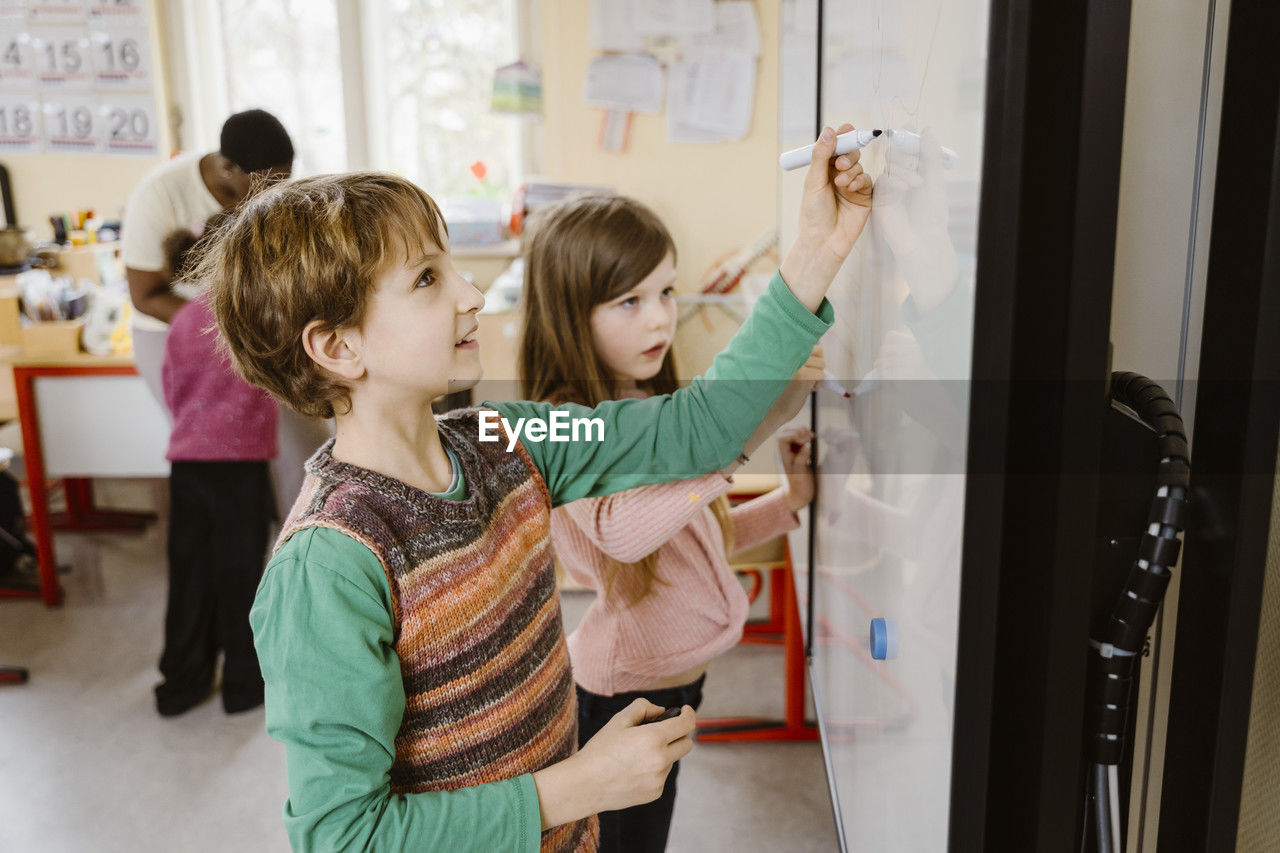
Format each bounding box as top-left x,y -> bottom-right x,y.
251,272 -> 833,852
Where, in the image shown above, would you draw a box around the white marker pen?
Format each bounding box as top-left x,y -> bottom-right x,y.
780,128 -> 883,171
885,129 -> 959,166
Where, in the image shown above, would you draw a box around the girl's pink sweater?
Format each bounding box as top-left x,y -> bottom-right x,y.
554,470 -> 800,695
162,293 -> 278,462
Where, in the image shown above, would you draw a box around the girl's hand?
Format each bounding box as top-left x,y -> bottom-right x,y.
778,426 -> 816,512
779,123 -> 875,312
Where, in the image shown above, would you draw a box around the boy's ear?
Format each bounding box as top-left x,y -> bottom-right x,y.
302,319 -> 365,381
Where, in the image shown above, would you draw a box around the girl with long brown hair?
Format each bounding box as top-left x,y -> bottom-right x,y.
520,194 -> 823,852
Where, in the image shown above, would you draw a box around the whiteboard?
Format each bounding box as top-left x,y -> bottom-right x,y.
781,0 -> 985,847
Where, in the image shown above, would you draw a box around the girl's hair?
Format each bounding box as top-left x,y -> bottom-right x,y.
520,194 -> 679,407
518,194 -> 733,606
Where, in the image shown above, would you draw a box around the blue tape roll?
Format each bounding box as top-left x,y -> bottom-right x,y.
870,618 -> 898,660
871,618 -> 888,659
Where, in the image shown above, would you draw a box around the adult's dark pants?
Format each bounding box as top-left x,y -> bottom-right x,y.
575,676 -> 706,853
156,461 -> 273,715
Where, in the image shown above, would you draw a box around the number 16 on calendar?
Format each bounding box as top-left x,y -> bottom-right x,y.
89,24 -> 151,86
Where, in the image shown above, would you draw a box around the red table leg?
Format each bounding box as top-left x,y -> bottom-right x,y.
4,364 -> 155,607
51,477 -> 153,531
12,366 -> 61,606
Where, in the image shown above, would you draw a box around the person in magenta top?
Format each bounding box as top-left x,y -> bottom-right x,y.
519,194 -> 823,852
155,223 -> 278,716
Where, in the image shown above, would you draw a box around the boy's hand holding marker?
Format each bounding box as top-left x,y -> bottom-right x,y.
533,698 -> 695,829
779,122 -> 875,313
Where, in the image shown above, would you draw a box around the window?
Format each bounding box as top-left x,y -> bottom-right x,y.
214,0 -> 347,174
369,0 -> 521,201
174,0 -> 525,202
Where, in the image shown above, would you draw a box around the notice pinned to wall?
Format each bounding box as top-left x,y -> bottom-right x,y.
0,0 -> 160,156
634,0 -> 716,38
586,0 -> 762,146
587,0 -> 645,52
585,0 -> 762,148
680,0 -> 760,57
583,54 -> 665,115
667,48 -> 756,143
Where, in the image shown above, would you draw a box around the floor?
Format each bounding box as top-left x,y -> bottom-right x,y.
0,480 -> 838,852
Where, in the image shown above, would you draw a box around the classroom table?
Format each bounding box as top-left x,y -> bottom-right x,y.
1,352 -> 168,606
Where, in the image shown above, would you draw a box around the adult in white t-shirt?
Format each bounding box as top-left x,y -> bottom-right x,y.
123,108 -> 293,402
123,109 -> 329,519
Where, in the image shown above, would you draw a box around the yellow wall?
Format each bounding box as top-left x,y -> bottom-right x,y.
7,156 -> 164,237
538,0 -> 781,300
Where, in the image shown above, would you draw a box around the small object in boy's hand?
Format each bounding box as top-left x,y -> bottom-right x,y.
790,441 -> 804,454
641,707 -> 682,725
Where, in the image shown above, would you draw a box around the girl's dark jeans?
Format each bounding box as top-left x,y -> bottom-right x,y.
575,675 -> 706,853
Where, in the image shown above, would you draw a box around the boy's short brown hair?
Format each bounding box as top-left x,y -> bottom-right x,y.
192,172 -> 448,419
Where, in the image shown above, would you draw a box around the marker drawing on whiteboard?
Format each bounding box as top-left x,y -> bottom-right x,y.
779,128 -> 883,171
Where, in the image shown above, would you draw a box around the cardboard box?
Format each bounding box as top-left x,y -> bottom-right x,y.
21,319 -> 84,358
55,242 -> 119,286
0,278 -> 20,347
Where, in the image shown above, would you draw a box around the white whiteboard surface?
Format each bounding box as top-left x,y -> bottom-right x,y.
781,0 -> 985,847
35,374 -> 170,477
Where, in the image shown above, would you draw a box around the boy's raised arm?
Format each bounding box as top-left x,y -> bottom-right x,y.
488,123 -> 871,506
489,270 -> 833,505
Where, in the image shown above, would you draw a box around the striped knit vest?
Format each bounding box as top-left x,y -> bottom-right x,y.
277,408 -> 598,852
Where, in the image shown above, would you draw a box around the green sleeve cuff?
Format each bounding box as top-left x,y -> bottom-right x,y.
514,774 -> 541,852
766,269 -> 836,332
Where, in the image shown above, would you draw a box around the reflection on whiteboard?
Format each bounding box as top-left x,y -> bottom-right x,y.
781,0 -> 986,848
